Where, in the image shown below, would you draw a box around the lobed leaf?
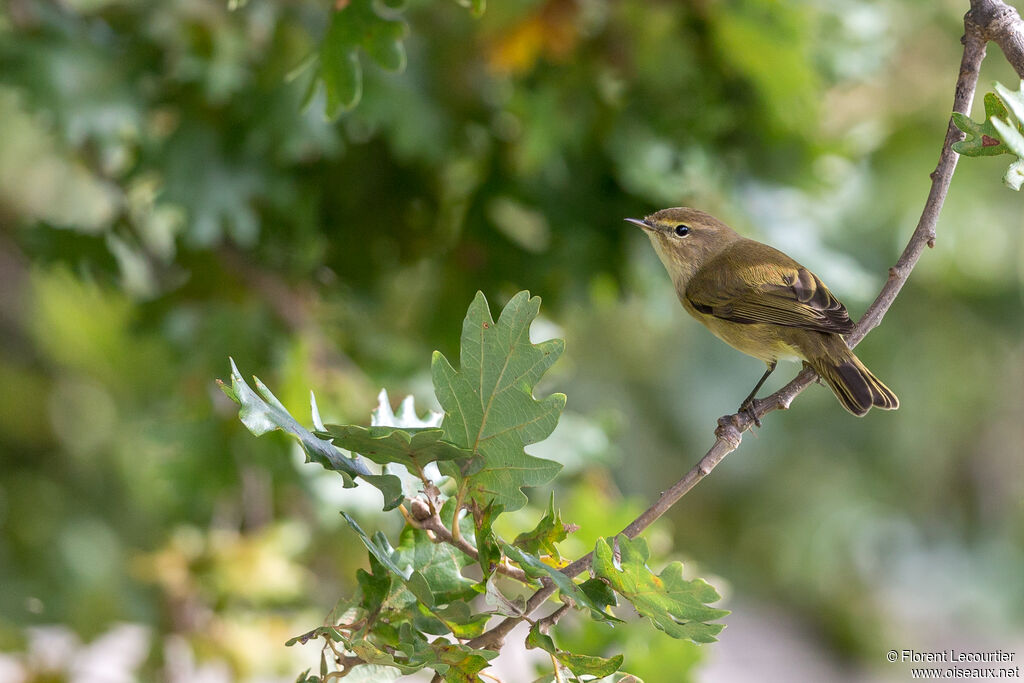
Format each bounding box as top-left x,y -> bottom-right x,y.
593,536 -> 728,644
432,291 -> 565,511
952,81 -> 1024,190
952,92 -> 1012,157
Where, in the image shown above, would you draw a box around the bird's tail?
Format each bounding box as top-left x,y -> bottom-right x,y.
809,347 -> 899,417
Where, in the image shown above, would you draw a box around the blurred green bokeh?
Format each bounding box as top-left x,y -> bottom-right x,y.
1,0 -> 1022,680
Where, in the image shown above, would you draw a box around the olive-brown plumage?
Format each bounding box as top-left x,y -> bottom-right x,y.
629,207 -> 898,417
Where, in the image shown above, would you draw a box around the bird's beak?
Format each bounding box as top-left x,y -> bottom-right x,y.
625,217 -> 652,231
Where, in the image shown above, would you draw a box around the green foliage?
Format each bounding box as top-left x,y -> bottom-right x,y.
526,623 -> 624,678
952,80 -> 1024,189
473,502 -> 503,581
593,536 -> 729,644
513,492 -> 574,563
225,292 -> 720,680
7,0 -> 1024,681
502,543 -> 622,623
219,359 -> 404,510
319,424 -> 473,473
432,291 -> 565,511
305,0 -> 409,118
294,0 -> 489,118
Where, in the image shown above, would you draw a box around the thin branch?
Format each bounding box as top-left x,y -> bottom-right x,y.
536,603 -> 571,632
467,3 -> 992,652
450,485 -> 467,546
412,509 -> 531,583
969,0 -> 1024,78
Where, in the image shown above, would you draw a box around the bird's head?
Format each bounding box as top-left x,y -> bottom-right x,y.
626,207 -> 741,288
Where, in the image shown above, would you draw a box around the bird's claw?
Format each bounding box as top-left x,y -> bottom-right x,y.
739,399 -> 761,428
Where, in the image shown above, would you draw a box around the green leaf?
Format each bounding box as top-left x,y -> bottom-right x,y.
350,625 -> 496,680
593,536 -> 728,644
357,555 -> 393,616
218,359 -> 403,510
313,0 -> 409,118
342,512 -> 435,605
341,513 -> 489,639
393,524 -> 479,605
473,501 -> 503,581
432,291 -> 565,511
321,424 -> 473,473
952,92 -> 1012,157
502,543 -> 622,623
320,34 -> 361,118
349,633 -> 427,674
578,577 -> 618,614
526,623 -> 624,678
513,492 -> 574,562
432,641 -> 497,682
952,81 -> 1024,190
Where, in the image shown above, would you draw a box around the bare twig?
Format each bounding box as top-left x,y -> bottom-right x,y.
969,0 -> 1024,78
467,1 -> 997,651
536,603 -> 570,632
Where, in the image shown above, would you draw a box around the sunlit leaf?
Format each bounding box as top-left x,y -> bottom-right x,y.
432,291 -> 564,511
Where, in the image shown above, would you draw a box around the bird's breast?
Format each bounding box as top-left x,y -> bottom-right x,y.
681,300 -> 803,363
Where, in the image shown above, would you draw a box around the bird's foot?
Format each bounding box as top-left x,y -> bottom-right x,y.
738,398 -> 761,428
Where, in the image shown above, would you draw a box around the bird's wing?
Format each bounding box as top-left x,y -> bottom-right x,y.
685,242 -> 855,334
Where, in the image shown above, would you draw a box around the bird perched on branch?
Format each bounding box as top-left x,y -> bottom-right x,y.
628,207 -> 898,417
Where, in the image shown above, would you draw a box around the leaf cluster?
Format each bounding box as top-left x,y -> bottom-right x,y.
224,291 -> 727,681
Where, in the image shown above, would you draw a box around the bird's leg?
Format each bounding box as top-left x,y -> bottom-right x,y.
739,361 -> 777,427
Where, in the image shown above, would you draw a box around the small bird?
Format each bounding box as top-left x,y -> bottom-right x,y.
628,207 -> 898,417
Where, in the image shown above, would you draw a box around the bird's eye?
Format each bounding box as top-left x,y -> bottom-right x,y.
674,224 -> 690,237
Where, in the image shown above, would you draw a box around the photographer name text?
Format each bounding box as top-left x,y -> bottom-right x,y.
899,651 -> 1016,664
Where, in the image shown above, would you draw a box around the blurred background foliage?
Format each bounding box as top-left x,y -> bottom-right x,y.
0,0 -> 1023,680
